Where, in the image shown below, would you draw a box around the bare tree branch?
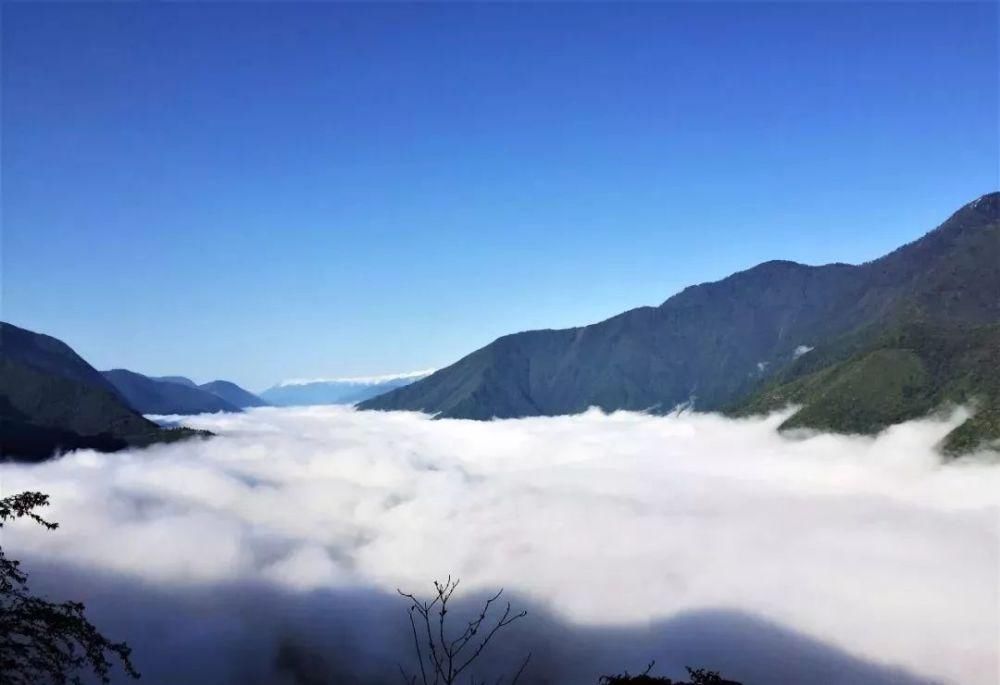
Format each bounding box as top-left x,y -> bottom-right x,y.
398,578 -> 529,685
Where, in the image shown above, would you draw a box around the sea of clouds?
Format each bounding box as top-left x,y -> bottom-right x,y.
1,407 -> 997,685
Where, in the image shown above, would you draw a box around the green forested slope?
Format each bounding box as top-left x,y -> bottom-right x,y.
734,323 -> 1000,453
362,192 -> 999,453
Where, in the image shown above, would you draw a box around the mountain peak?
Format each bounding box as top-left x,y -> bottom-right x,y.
969,190 -> 1000,209
153,375 -> 198,388
199,380 -> 268,408
968,191 -> 999,214
103,369 -> 241,415
940,191 -> 999,229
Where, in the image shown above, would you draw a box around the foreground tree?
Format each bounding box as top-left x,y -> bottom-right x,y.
397,578 -> 743,685
0,491 -> 139,685
398,576 -> 531,685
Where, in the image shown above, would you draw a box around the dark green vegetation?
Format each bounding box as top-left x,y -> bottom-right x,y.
198,379 -> 269,408
599,664 -> 739,685
0,491 -> 139,684
362,192 -> 1000,454
0,322 -> 206,461
102,369 -> 241,415
736,322 -> 1000,455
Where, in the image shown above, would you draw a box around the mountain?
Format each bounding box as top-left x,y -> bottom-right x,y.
199,380 -> 268,408
152,375 -> 267,408
154,375 -> 198,388
360,192 -> 1000,453
103,369 -> 240,415
260,370 -> 434,406
2,321 -> 121,395
0,323 -> 205,461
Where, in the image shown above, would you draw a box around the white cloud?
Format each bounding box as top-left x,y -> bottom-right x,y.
2,407 -> 997,684
794,345 -> 815,358
274,369 -> 436,387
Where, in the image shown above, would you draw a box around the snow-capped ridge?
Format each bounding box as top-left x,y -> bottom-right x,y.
275,369 -> 435,388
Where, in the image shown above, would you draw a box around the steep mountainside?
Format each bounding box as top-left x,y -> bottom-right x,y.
2,322 -> 122,396
261,371 -> 432,406
199,380 -> 268,408
361,193 -> 1000,452
735,321 -> 1000,454
0,323 -> 204,460
103,369 -> 240,415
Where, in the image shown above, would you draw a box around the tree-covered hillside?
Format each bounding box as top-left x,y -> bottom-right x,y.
361,192 -> 999,453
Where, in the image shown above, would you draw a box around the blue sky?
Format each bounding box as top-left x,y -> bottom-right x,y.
3,2 -> 997,391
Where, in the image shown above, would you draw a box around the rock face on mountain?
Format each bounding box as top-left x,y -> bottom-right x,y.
102,369 -> 240,415
0,323 -> 204,461
199,380 -> 268,408
361,192 -> 1000,453
261,371 -> 433,406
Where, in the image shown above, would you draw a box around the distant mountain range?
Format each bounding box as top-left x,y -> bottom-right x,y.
361,192 -> 1000,455
0,323 -> 207,461
260,370 -> 434,406
100,372 -> 268,415
0,323 -> 271,460
101,370 -> 240,415
5,193 -> 997,459
199,380 -> 269,408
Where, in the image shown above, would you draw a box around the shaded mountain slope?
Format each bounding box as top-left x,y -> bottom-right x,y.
102,369 -> 240,415
360,193 -> 999,451
362,261 -> 865,419
152,375 -> 267,409
199,380 -> 268,408
1,322 -> 121,396
0,323 -> 204,461
154,375 -> 198,388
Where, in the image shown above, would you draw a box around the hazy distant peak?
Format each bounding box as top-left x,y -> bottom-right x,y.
275,369 -> 436,388
153,375 -> 198,388
261,370 -> 436,407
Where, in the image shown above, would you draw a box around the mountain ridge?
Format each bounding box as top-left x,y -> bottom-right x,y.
102,369 -> 242,416
199,380 -> 268,408
360,192 -> 1000,453
261,370 -> 433,406
0,322 -> 206,460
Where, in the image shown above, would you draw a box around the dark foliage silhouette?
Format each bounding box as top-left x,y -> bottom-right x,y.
599,661 -> 740,685
0,491 -> 139,685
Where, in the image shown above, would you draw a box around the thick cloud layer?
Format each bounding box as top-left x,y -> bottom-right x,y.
1,407 -> 997,684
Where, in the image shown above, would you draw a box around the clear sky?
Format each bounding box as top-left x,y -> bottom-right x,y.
2,2 -> 997,391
